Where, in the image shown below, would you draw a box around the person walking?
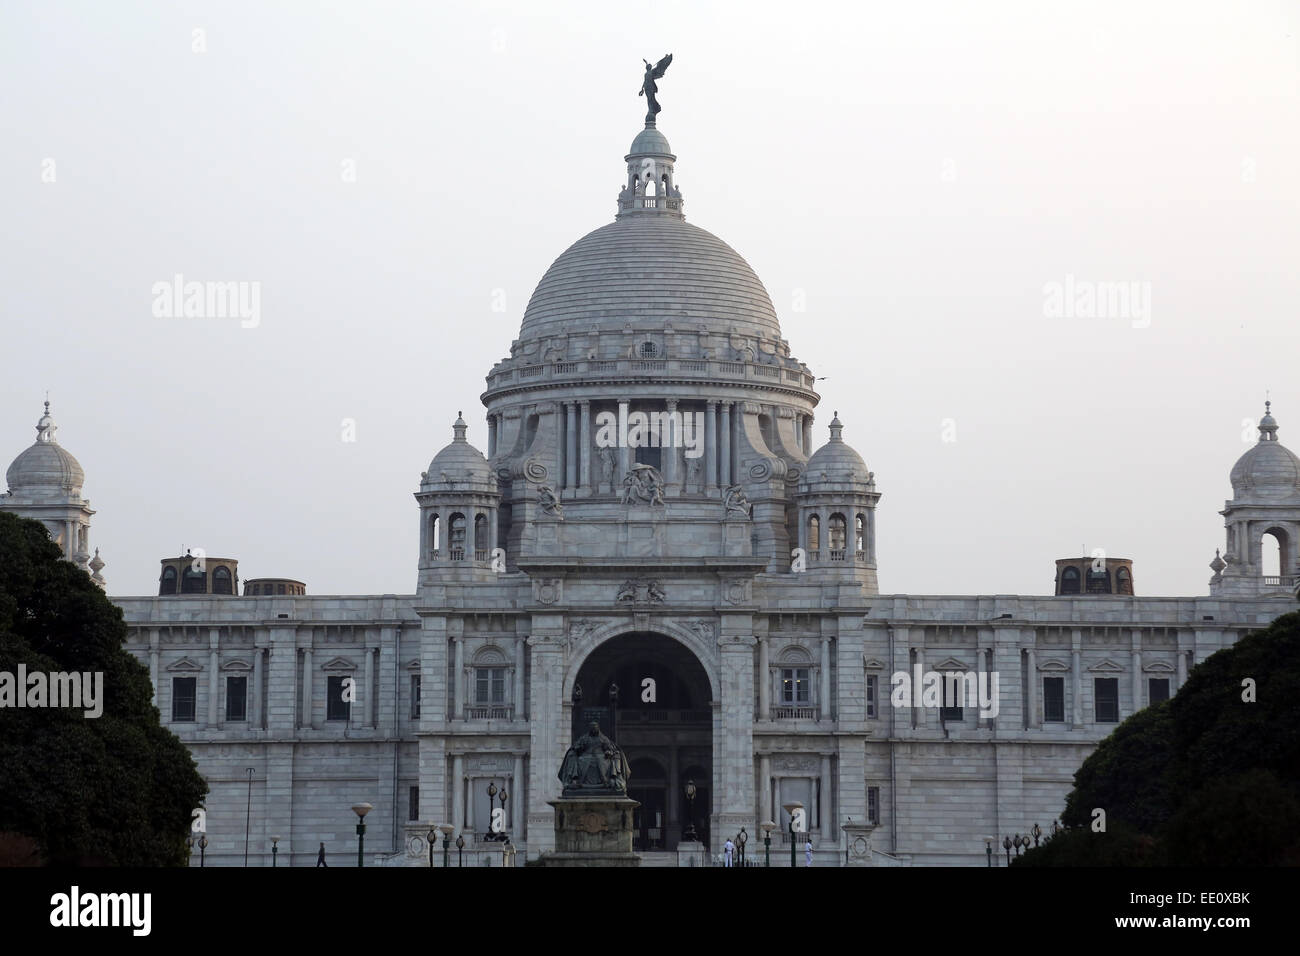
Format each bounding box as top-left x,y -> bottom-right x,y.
317,842 -> 327,867
804,838 -> 813,867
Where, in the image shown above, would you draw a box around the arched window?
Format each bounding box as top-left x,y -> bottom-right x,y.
1115,567 -> 1132,595
181,565 -> 206,594
1086,567 -> 1111,594
449,513 -> 466,560
808,515 -> 820,552
1060,567 -> 1081,594
828,513 -> 847,552
160,566 -> 177,595
1262,528 -> 1289,580
474,514 -> 489,556
429,514 -> 440,556
855,515 -> 866,553
212,566 -> 233,595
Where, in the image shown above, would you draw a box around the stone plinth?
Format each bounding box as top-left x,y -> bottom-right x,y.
843,821 -> 876,866
538,796 -> 642,867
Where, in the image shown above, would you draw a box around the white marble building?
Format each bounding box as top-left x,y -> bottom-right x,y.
6,120 -> 1298,867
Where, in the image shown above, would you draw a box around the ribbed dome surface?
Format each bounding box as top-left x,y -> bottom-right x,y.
1230,441 -> 1300,498
806,440 -> 868,476
6,441 -> 85,496
519,217 -> 782,342
429,440 -> 491,479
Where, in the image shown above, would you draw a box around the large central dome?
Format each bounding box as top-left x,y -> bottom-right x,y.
519,216 -> 783,343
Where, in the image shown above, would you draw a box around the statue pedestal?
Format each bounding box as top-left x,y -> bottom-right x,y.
843,821 -> 877,867
539,797 -> 642,867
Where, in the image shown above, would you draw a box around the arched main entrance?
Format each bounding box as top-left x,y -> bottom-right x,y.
571,632 -> 712,850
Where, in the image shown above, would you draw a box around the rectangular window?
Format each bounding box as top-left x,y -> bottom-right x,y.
867,786 -> 880,826
172,676 -> 197,722
1094,678 -> 1119,723
1043,676 -> 1065,723
939,673 -> 963,721
476,668 -> 506,705
408,786 -> 419,822
225,675 -> 248,722
327,675 -> 351,721
780,668 -> 810,705
410,674 -> 421,719
1148,678 -> 1170,705
865,674 -> 877,718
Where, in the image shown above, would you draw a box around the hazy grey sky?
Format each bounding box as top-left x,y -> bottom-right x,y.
3,0 -> 1297,597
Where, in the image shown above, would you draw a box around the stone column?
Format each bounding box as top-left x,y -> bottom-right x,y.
715,633 -> 756,841
804,415 -> 813,455
820,636 -> 832,720
1071,630 -> 1083,727
667,746 -> 679,835
760,754 -> 772,823
618,399 -> 631,479
252,645 -> 264,729
452,754 -> 464,833
489,508 -> 498,557
526,632 -> 568,857
720,403 -> 732,487
757,636 -> 770,719
794,415 -> 802,454
148,632 -> 160,707
1175,632 -> 1189,691
866,509 -> 876,563
514,637 -> 525,719
663,399 -> 679,494
705,401 -> 718,492
512,754 -> 524,833
579,401 -> 591,495
820,754 -> 833,838
1131,630 -> 1142,716
565,402 -> 578,493
364,646 -> 376,728
207,629 -> 220,728
556,406 -> 566,492
487,415 -> 497,458
453,637 -> 465,721
302,646 -> 313,729
1026,645 -> 1037,729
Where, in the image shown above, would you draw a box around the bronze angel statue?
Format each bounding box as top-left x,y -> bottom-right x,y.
639,54 -> 673,121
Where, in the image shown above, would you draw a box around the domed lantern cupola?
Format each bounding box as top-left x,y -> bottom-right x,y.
1212,401 -> 1300,596
617,123 -> 683,220
1,400 -> 99,578
415,412 -> 501,584
794,412 -> 880,591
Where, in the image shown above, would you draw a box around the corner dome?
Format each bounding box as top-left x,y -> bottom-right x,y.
806,413 -> 870,478
518,217 -> 782,343
628,126 -> 672,156
5,402 -> 85,498
423,413 -> 493,487
1230,405 -> 1300,499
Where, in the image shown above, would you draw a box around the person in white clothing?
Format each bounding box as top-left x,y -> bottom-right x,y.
804,839 -> 813,866
723,837 -> 735,867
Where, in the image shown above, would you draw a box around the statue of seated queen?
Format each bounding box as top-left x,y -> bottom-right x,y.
558,721 -> 631,796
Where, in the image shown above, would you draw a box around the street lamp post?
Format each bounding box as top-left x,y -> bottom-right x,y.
271,836 -> 281,868
352,803 -> 373,868
198,834 -> 207,868
486,782 -> 497,840
1031,823 -> 1042,847
760,821 -> 776,867
456,834 -> 465,866
498,786 -> 509,841
426,825 -> 437,868
244,768 -> 255,867
438,823 -> 454,867
782,801 -> 804,869
738,828 -> 747,867
1002,835 -> 1012,865
984,836 -> 993,867
682,780 -> 698,842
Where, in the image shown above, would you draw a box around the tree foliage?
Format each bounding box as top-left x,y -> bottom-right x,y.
0,512 -> 207,865
1019,610 -> 1300,866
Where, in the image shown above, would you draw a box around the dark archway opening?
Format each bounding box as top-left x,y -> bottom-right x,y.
572,632 -> 713,851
